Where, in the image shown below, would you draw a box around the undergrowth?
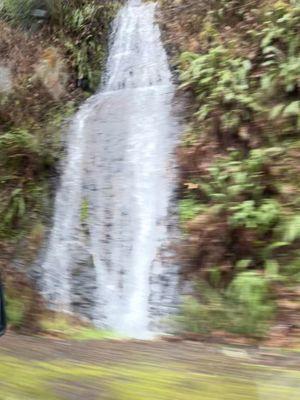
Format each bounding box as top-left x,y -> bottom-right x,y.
161,0 -> 300,338
0,0 -> 120,330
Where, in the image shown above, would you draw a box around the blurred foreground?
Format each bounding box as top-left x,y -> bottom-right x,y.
0,333 -> 300,400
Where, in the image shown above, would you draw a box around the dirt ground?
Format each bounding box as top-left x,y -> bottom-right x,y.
0,333 -> 300,399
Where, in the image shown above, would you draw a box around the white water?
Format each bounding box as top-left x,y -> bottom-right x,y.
41,0 -> 178,338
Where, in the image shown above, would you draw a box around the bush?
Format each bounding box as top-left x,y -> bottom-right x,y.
1,0 -> 36,26
176,285 -> 226,335
180,46 -> 260,136
179,198 -> 205,223
1,1 -> 120,90
177,273 -> 275,337
226,272 -> 275,336
6,295 -> 25,328
1,0 -> 85,27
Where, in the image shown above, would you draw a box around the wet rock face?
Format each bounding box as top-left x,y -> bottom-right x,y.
69,230 -> 98,321
40,0 -> 180,338
71,258 -> 97,321
0,65 -> 12,94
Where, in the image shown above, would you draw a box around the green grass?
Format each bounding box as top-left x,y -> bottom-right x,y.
41,316 -> 121,341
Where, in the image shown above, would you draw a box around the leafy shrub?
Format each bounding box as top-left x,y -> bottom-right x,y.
176,286 -> 226,335
166,0 -> 300,339
229,199 -> 280,232
226,271 -> 275,336
201,150 -> 267,204
63,1 -> 120,90
1,0 -> 86,27
0,129 -> 39,160
209,0 -> 250,23
179,198 -> 205,223
1,0 -> 120,90
180,46 -> 260,133
6,295 -> 25,328
195,148 -> 281,209
1,0 -> 36,26
177,273 -> 275,337
0,183 -> 46,239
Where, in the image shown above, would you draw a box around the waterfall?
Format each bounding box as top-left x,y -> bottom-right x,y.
41,0 -> 179,338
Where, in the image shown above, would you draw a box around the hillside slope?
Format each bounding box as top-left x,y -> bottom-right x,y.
0,0 -> 120,331
160,0 -> 300,344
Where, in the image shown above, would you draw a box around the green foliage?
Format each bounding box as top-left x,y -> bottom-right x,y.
1,0 -> 120,91
1,0 -> 90,27
0,0 -> 119,243
65,39 -> 104,90
62,0 -> 120,90
262,57 -> 300,96
226,272 -> 275,336
1,0 -> 36,26
256,1 -> 300,129
166,0 -> 300,339
178,273 -> 275,337
229,199 -> 280,231
41,315 -> 119,340
209,0 -> 249,23
2,188 -> 26,227
282,214 -> 300,242
0,128 -> 39,155
0,183 -> 46,239
6,295 -> 25,328
202,150 -> 266,203
0,127 -> 49,238
259,0 -> 300,59
179,198 -> 205,223
67,2 -> 98,32
177,296 -> 222,334
180,46 -> 260,132
194,148 -> 281,212
283,254 -> 300,281
179,0 -> 300,138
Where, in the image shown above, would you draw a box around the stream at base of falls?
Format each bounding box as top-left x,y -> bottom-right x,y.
40,0 -> 180,339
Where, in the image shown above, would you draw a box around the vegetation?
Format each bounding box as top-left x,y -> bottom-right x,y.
177,272 -> 275,337
1,0 -> 120,90
1,0 -> 300,342
161,0 -> 300,339
0,351 -> 300,399
40,314 -> 119,340
0,0 -> 119,331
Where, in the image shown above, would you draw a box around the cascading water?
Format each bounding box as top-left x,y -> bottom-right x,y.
41,0 -> 179,338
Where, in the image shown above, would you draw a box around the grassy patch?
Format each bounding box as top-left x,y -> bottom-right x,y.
41,315 -> 121,341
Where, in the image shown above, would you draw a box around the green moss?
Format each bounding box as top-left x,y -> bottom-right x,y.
80,197 -> 89,223
71,327 -> 120,341
6,296 -> 25,328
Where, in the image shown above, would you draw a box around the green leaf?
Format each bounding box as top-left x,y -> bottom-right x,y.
265,259 -> 280,279
283,101 -> 300,116
236,259 -> 252,270
269,104 -> 285,119
11,188 -> 22,197
242,60 -> 252,71
262,45 -> 278,54
283,215 -> 300,243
